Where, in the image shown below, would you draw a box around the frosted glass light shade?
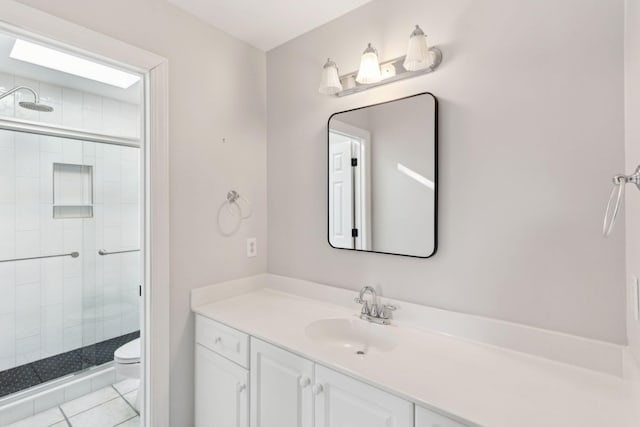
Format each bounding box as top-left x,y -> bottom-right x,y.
403,25 -> 431,71
356,43 -> 382,84
318,58 -> 343,95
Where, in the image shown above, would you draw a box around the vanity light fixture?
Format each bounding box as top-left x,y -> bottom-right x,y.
355,43 -> 382,84
318,58 -> 343,95
318,25 -> 442,97
403,25 -> 430,71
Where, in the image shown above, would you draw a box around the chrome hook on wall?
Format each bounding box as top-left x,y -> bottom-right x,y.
602,165 -> 640,237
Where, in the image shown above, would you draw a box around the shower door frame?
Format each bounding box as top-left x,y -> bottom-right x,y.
0,3 -> 171,427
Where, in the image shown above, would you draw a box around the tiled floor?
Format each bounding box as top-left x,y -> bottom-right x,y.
7,379 -> 140,427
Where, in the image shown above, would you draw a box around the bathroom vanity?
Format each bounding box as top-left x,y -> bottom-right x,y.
196,315 -> 444,427
191,275 -> 638,427
194,314 -> 462,427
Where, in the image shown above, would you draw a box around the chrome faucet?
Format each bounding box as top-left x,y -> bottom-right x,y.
354,286 -> 396,325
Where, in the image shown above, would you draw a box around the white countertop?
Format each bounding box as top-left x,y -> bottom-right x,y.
193,288 -> 637,427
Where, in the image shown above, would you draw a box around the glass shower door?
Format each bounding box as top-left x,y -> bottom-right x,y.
89,141 -> 141,368
0,129 -> 140,398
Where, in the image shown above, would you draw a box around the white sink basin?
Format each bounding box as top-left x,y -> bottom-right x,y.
304,318 -> 398,354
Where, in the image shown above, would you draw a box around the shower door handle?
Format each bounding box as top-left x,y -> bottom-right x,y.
0,251 -> 79,263
98,249 -> 140,256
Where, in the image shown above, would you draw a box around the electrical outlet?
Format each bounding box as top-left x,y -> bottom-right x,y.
633,276 -> 640,322
247,237 -> 257,258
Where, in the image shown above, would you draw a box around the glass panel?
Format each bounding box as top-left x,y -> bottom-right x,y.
0,129 -> 140,397
90,142 -> 141,366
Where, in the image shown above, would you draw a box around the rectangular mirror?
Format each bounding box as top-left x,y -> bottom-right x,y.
327,92 -> 437,258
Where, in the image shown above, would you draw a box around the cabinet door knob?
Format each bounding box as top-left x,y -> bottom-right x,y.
312,384 -> 324,395
236,383 -> 246,393
299,376 -> 311,388
214,336 -> 222,344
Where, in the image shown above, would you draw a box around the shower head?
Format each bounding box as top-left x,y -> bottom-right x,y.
18,101 -> 54,112
0,86 -> 54,113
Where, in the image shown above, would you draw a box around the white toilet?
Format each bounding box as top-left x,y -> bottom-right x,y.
114,337 -> 141,409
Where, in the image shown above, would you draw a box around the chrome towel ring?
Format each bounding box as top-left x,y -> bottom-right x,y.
603,166 -> 640,237
225,190 -> 253,219
217,190 -> 253,236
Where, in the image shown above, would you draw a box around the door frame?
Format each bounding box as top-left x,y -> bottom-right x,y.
0,3 -> 171,426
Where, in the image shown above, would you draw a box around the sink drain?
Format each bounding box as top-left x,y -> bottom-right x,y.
355,350 -> 366,355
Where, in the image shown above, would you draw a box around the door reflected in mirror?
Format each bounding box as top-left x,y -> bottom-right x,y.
328,93 -> 437,258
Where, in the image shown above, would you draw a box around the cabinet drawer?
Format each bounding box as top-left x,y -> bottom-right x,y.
196,315 -> 249,368
416,406 -> 469,427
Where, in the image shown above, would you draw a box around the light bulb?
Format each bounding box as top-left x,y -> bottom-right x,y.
403,25 -> 431,71
355,43 -> 381,84
318,58 -> 343,95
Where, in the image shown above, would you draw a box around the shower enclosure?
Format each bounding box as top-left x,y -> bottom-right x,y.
0,65 -> 142,404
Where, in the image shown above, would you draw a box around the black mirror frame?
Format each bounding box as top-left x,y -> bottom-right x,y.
326,92 -> 438,259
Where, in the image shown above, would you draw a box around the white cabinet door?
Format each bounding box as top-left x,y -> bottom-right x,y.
195,344 -> 249,427
250,338 -> 314,427
314,365 -> 413,427
415,406 -> 468,427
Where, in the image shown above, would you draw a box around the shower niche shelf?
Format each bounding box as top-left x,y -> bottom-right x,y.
53,163 -> 94,219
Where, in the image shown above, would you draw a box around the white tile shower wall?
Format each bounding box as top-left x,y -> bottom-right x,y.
0,71 -> 140,138
0,126 -> 140,371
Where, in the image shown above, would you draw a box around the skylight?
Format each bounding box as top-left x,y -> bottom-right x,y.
10,39 -> 140,89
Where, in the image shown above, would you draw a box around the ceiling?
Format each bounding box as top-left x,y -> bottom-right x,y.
167,0 -> 375,51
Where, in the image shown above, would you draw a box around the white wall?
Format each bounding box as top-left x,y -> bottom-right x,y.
0,78 -> 141,371
13,1 -> 268,425
625,0 -> 640,364
267,0 -> 627,344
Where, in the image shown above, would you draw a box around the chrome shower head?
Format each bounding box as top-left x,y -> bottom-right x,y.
18,101 -> 54,112
0,86 -> 54,113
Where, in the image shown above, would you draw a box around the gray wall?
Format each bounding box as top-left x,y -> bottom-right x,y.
625,0 -> 640,363
267,0 -> 627,344
15,1 -> 268,425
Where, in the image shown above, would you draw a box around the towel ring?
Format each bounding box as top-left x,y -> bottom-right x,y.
216,190 -> 253,237
225,190 -> 253,219
603,166 -> 640,237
